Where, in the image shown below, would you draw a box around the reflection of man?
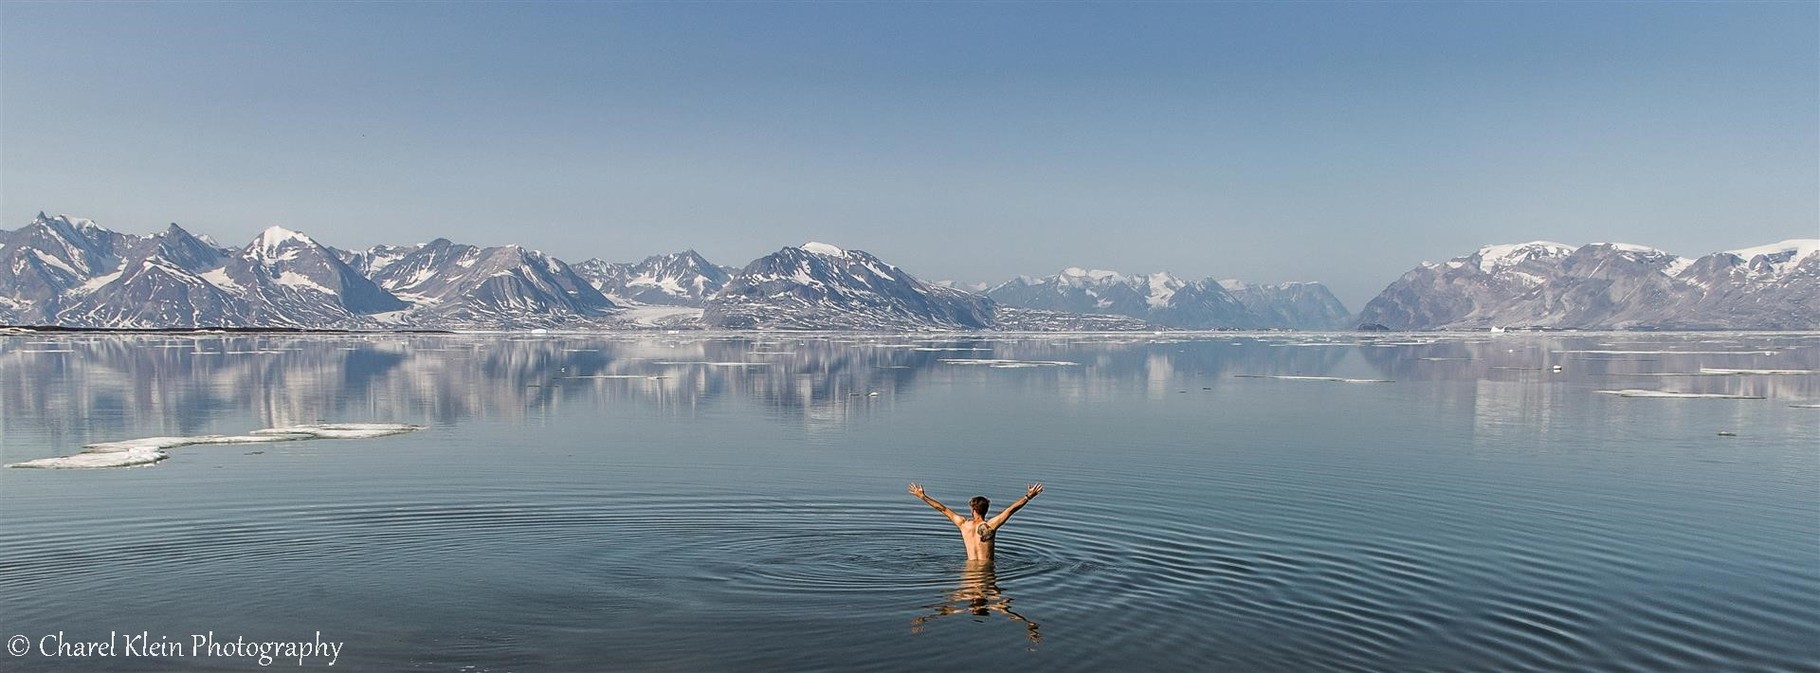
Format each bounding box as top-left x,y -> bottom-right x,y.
910,561 -> 1041,644
908,483 -> 1043,562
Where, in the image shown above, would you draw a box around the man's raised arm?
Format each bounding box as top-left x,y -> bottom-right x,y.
908,483 -> 965,525
988,483 -> 1044,528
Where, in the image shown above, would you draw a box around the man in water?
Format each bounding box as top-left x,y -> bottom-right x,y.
907,482 -> 1043,562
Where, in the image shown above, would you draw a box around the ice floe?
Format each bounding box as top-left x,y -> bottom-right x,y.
1234,375 -> 1394,383
9,446 -> 172,469
939,358 -> 1080,368
1594,389 -> 1766,399
1555,350 -> 1779,356
250,423 -> 422,440
1697,368 -> 1820,376
7,423 -> 422,469
650,361 -> 773,367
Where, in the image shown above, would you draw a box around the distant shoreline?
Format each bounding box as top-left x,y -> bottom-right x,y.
0,325 -> 456,335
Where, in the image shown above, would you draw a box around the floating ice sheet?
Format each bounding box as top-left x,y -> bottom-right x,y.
7,423 -> 422,469
8,447 -> 170,469
938,358 -> 1080,368
1235,375 -> 1394,384
251,423 -> 423,440
1556,350 -> 1779,355
82,434 -> 310,453
649,361 -> 773,367
1594,389 -> 1766,399
1698,368 -> 1820,376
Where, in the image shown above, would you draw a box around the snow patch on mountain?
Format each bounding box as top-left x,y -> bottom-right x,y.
988,268 -> 1346,329
1360,238 -> 1819,330
802,241 -> 848,257
705,243 -> 993,330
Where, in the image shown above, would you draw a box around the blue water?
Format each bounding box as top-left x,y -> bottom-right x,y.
1,332 -> 1815,671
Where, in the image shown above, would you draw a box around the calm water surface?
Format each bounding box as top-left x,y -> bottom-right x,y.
1,332 -> 1816,671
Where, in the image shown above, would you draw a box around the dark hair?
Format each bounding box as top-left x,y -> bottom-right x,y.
969,496 -> 990,517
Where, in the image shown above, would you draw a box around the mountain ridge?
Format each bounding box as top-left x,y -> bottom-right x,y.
1358,239 -> 1819,330
4,213 -> 1812,331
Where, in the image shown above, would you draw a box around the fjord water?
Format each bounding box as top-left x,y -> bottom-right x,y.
1,332 -> 1815,672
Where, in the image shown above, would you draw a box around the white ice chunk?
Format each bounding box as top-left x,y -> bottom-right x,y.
8,424 -> 423,469
249,423 -> 423,439
9,447 -> 168,469
1594,389 -> 1767,399
648,361 -> 772,367
1697,368 -> 1820,375
1555,350 -> 1779,355
1235,375 -> 1394,383
938,358 -> 1080,367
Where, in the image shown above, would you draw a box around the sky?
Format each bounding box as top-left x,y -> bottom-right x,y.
2,2 -> 1814,309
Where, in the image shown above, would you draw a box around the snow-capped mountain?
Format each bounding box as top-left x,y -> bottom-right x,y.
9,213 -> 1810,332
1358,239 -> 1820,329
1218,280 -> 1353,330
0,213 -> 135,322
573,250 -> 732,307
367,239 -> 618,328
1,215 -> 415,328
988,268 -> 1251,328
337,243 -> 419,279
704,242 -> 995,330
4,215 -> 622,329
56,223 -> 248,328
986,268 -> 1349,329
933,280 -> 991,293
219,226 -> 409,326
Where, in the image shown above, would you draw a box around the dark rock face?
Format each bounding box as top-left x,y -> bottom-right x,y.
1359,240 -> 1819,330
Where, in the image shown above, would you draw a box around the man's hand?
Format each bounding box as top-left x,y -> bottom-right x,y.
1025,483 -> 1044,499
908,483 -> 926,498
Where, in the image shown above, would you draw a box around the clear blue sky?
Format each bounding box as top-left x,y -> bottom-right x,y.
3,2 -> 1814,308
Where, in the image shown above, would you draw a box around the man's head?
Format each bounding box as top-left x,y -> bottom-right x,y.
969,496 -> 990,517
